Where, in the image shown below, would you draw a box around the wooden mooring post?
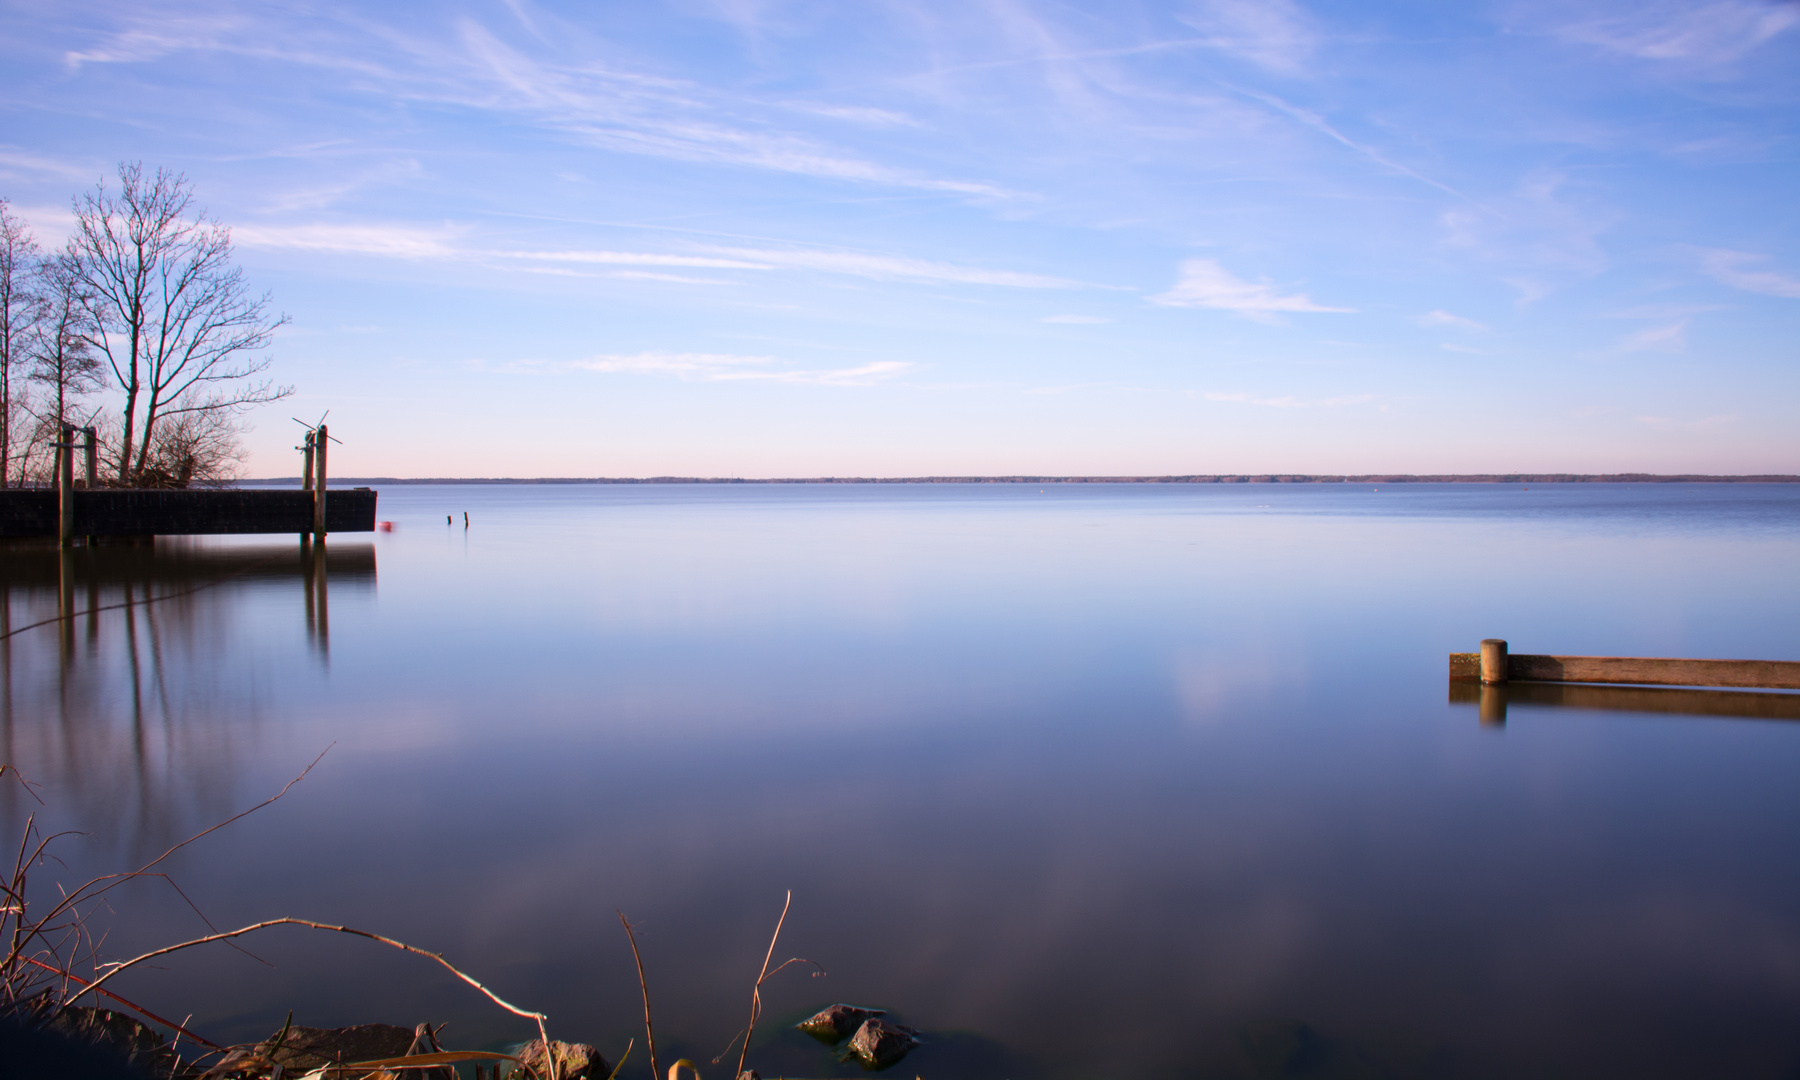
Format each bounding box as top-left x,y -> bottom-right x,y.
56,423 -> 75,547
312,422 -> 328,541
1449,640 -> 1800,691
300,430 -> 315,545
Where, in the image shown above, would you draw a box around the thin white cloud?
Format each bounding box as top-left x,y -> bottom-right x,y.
1557,2 -> 1799,66
607,270 -> 736,285
500,250 -> 773,270
784,103 -> 923,128
0,147 -> 102,184
1702,249 -> 1800,299
1505,277 -> 1551,306
1152,259 -> 1354,315
1205,390 -> 1375,407
229,226 -> 1084,291
1615,321 -> 1688,354
1417,310 -> 1489,331
567,352 -> 909,385
1178,0 -> 1320,75
1205,391 -> 1303,408
231,222 -> 464,259
700,246 -> 1082,288
1041,314 -> 1111,324
718,360 -> 912,385
570,351 -> 776,377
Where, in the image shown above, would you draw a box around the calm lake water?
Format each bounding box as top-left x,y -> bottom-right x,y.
4,483 -> 1800,1079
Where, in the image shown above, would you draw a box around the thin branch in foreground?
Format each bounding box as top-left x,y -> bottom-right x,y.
618,912 -> 659,1080
76,916 -> 554,1078
717,891 -> 824,1078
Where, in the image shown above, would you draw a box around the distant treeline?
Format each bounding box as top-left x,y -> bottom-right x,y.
247,473 -> 1800,485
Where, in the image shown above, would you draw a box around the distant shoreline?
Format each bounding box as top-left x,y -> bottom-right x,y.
242,473 -> 1800,485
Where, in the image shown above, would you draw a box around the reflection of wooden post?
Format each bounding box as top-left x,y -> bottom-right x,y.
57,424 -> 75,547
313,537 -> 329,658
312,424 -> 328,539
1480,638 -> 1508,684
57,547 -> 75,660
301,534 -> 316,641
301,432 -> 314,545
1478,684 -> 1507,727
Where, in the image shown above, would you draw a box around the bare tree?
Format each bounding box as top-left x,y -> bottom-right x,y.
26,252 -> 105,435
135,400 -> 246,488
68,163 -> 290,486
0,199 -> 42,487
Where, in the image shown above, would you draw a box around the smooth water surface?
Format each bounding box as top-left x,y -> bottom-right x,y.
4,483 -> 1800,1079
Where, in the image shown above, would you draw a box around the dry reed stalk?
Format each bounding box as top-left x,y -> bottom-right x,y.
78,916 -> 556,1079
715,891 -> 822,1080
618,912 -> 659,1080
2,749 -> 332,1012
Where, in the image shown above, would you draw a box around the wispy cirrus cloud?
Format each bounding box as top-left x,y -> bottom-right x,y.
1701,249 -> 1800,298
1613,321 -> 1689,354
694,246 -> 1082,288
1204,391 -> 1374,408
1152,259 -> 1353,316
231,222 -> 465,259
1417,310 -> 1489,331
1555,2 -> 1799,66
1177,0 -> 1320,76
568,351 -> 908,385
231,222 -> 1086,290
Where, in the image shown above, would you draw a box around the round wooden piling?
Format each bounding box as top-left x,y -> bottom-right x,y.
1480,638 -> 1509,684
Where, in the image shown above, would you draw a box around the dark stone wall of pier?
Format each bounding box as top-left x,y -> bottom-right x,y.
0,489 -> 377,538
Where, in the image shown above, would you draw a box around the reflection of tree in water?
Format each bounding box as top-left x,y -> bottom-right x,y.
0,539 -> 373,866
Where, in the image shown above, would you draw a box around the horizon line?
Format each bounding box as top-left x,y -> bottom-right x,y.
241,473 -> 1800,485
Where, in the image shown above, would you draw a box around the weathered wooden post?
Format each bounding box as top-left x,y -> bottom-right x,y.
300,431 -> 315,545
82,427 -> 97,544
1480,638 -> 1508,684
57,423 -> 75,547
312,424 -> 328,539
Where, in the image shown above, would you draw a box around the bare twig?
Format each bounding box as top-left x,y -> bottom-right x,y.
22,956 -> 221,1048
80,917 -> 545,1021
618,911 -> 659,1080
725,891 -> 824,1080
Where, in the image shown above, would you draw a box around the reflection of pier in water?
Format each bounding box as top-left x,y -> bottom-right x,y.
2,539 -> 375,656
1449,679 -> 1800,726
0,539 -> 375,858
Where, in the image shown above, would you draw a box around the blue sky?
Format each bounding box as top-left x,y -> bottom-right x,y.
2,0 -> 1797,477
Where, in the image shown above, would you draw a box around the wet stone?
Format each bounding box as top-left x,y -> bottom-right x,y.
797,1004 -> 886,1044
265,1023 -> 416,1075
508,1039 -> 611,1080
845,1018 -> 919,1071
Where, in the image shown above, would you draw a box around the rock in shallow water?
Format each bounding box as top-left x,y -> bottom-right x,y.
845,1017 -> 919,1071
796,1004 -> 886,1044
507,1039 -> 611,1080
265,1023 -> 416,1074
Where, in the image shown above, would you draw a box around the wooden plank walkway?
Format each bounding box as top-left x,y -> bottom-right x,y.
0,489 -> 377,539
1449,641 -> 1800,691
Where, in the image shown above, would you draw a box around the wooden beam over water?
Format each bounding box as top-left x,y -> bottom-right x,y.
1449,644 -> 1800,690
